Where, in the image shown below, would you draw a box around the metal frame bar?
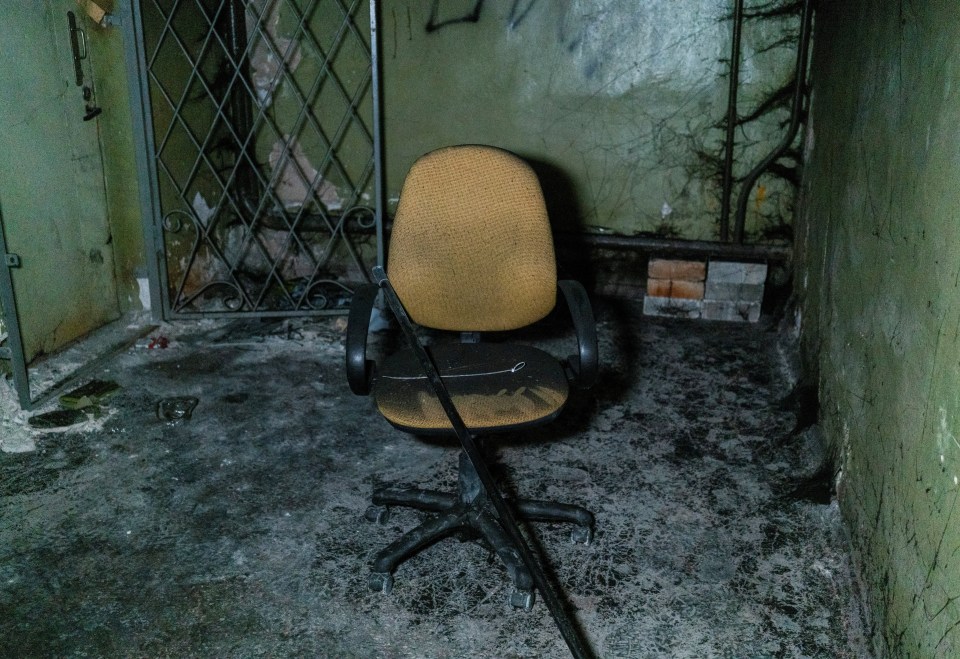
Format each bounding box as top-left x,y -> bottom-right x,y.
733,0 -> 814,244
721,0 -> 813,246
0,200 -> 31,409
566,232 -> 791,262
369,0 -> 385,267
718,0 -> 744,243
121,0 -> 169,321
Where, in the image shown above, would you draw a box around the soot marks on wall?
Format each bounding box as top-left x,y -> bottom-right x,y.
422,1 -> 557,36
383,1 -> 804,242
423,1 -> 590,69
425,0 -> 484,33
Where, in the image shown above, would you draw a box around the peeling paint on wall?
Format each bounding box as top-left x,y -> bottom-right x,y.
247,0 -> 303,108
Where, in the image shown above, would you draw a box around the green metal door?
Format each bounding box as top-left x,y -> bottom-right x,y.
0,2 -> 120,366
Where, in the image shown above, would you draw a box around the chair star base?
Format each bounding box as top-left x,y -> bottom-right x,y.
365,450 -> 594,608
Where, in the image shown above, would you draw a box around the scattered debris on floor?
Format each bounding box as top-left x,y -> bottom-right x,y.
59,379 -> 120,410
134,335 -> 171,350
0,303 -> 870,657
25,379 -> 120,431
156,396 -> 199,424
27,408 -> 89,430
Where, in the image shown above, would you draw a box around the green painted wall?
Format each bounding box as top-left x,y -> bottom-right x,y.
1,2 -> 803,347
144,1 -> 809,311
796,1 -> 960,655
381,1 -> 801,241
86,4 -> 147,312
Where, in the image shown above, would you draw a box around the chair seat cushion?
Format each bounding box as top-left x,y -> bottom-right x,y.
372,343 -> 569,434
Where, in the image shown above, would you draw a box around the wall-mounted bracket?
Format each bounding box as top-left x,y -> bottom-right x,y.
5,253 -> 21,268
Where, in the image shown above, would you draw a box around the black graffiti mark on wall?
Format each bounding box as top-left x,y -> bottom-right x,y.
423,0 -> 558,37
425,0 -> 484,33
423,0 -> 586,58
507,0 -> 540,29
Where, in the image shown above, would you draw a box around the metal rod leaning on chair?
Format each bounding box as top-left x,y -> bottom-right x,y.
372,266 -> 593,659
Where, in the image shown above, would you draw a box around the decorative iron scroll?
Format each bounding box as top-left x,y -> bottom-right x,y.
141,0 -> 377,316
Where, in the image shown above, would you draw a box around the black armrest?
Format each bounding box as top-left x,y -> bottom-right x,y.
346,283 -> 380,395
558,280 -> 598,389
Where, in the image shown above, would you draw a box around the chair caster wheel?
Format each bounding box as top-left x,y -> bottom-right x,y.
509,589 -> 535,610
368,572 -> 394,594
365,505 -> 390,524
570,525 -> 593,545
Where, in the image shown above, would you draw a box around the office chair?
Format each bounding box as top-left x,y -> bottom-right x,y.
346,145 -> 598,609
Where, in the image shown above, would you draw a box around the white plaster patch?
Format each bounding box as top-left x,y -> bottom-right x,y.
804,98 -> 815,157
935,407 -> 960,488
191,191 -> 215,227
936,407 -> 960,452
136,277 -> 151,312
0,409 -> 36,453
836,417 -> 851,494
247,0 -> 303,108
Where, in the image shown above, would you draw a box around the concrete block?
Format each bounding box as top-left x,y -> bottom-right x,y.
648,259 -> 706,282
643,295 -> 702,319
670,280 -> 705,300
707,261 -> 768,285
701,299 -> 761,323
646,278 -> 705,300
704,280 -> 765,303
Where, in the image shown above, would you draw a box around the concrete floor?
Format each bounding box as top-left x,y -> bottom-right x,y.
0,300 -> 870,657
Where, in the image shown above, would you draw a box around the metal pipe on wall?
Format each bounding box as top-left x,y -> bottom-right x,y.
559,233 -> 791,262
718,0 -> 745,243
733,0 -> 814,244
334,217 -> 793,262
121,0 -> 168,322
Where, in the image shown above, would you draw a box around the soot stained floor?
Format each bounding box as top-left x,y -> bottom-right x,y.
0,301 -> 869,657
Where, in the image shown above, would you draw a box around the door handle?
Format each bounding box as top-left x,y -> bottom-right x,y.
67,11 -> 86,87
67,11 -> 102,120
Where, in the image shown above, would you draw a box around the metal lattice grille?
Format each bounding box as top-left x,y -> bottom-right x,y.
140,0 -> 377,316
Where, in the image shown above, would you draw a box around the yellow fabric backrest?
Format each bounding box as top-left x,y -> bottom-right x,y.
387,145 -> 557,331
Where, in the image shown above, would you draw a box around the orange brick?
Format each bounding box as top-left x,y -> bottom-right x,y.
669,280 -> 705,300
646,278 -> 705,300
648,259 -> 706,282
646,278 -> 673,297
